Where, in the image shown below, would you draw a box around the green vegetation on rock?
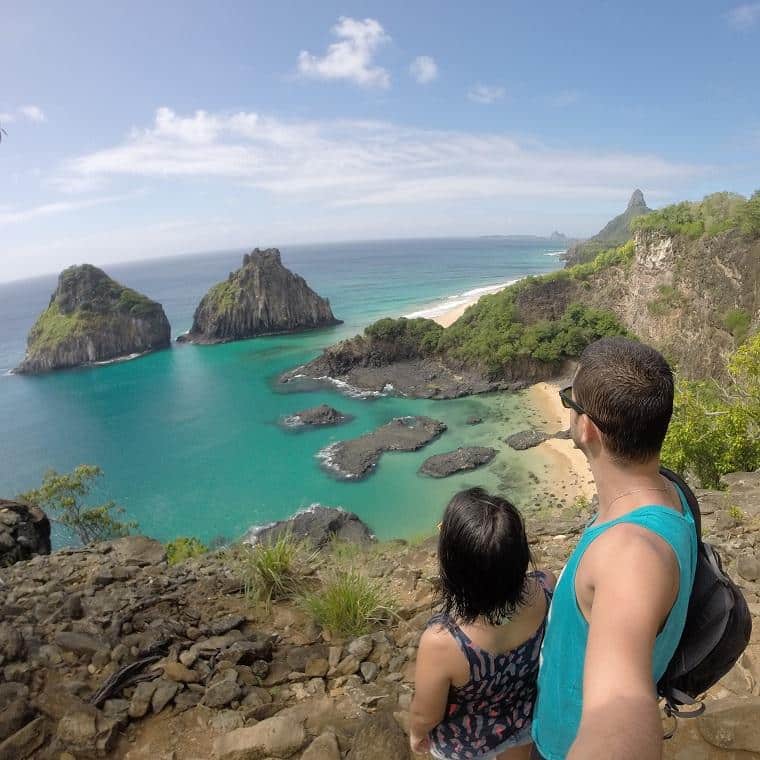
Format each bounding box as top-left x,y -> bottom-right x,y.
18,464 -> 137,545
365,317 -> 444,354
26,302 -> 94,351
723,308 -> 752,342
662,333 -> 760,488
204,280 -> 242,313
166,537 -> 208,565
300,568 -> 395,637
632,191 -> 760,240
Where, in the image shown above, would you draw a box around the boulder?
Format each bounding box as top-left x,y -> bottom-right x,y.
0,501 -> 51,567
698,696 -> 760,753
212,716 -> 306,759
348,711 -> 411,760
245,505 -> 374,549
301,732 -> 341,760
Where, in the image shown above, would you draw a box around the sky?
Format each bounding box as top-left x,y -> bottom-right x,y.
1,1 -> 759,282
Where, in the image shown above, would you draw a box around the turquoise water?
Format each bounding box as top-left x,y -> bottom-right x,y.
0,238 -> 563,546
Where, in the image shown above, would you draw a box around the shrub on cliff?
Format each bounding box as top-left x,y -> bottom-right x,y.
364,317 -> 443,356
18,464 -> 136,545
662,333 -> 760,488
166,536 -> 207,565
301,568 -> 395,636
227,532 -> 316,606
632,191 -> 760,240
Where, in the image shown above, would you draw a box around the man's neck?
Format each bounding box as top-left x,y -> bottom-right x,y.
590,455 -> 666,521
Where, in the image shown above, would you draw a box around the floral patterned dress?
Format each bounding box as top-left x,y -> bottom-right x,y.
427,572 -> 553,760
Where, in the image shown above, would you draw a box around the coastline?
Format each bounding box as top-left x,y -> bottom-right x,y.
523,378 -> 595,503
407,281 -> 517,328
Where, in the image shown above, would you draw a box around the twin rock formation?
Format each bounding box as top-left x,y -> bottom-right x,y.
16,249 -> 339,374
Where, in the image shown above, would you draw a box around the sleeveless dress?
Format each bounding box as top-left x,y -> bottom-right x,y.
532,490 -> 698,760
427,572 -> 553,760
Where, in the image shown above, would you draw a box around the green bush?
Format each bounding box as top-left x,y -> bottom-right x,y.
166,537 -> 207,565
662,333 -> 760,488
300,569 -> 395,637
227,532 -> 315,606
632,190 -> 760,240
18,465 -> 136,545
364,316 -> 444,356
723,308 -> 752,342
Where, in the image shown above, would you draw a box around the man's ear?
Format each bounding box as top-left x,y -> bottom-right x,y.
578,414 -> 603,453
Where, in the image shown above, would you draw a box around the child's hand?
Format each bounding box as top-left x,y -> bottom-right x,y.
410,731 -> 431,754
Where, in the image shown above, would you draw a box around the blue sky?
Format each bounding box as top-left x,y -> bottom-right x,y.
2,0 -> 759,281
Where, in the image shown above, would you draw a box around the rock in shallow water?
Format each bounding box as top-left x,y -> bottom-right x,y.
318,416 -> 447,480
283,404 -> 351,428
419,447 -> 497,478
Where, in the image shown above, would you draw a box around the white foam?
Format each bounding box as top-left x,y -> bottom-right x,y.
403,279 -> 519,320
93,352 -> 144,366
316,442 -> 361,480
310,374 -> 386,399
544,249 -> 567,257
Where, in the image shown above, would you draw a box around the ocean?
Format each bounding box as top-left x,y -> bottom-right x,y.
0,238 -> 564,547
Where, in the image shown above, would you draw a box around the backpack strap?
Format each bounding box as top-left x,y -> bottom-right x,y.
660,466 -> 702,542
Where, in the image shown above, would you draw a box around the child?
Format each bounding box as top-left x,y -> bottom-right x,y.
410,487 -> 555,760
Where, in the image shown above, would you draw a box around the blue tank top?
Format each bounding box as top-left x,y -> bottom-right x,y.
532,489 -> 698,760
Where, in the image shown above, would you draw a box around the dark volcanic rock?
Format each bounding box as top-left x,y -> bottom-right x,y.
419,447 -> 497,478
319,416 -> 447,480
14,264 -> 170,374
465,416 -> 483,425
178,248 -> 341,345
0,501 -> 51,567
283,404 -> 350,428
505,429 -> 550,450
245,505 -> 375,547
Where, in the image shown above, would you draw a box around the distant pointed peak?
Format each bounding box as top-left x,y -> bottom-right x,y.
628,189 -> 646,209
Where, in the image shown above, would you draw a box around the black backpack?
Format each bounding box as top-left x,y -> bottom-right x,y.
657,467 -> 753,725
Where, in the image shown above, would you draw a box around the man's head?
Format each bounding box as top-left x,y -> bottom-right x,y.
567,337 -> 674,464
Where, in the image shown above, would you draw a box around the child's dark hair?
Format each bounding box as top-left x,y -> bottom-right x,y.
438,487 -> 532,625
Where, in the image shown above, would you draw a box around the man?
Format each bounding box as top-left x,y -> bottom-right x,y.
531,337 -> 698,760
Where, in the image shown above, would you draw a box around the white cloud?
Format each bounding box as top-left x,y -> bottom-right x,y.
297,17 -> 390,88
410,56 -> 438,84
53,107 -> 701,214
0,104 -> 46,124
467,84 -> 505,104
19,105 -> 45,122
726,2 -> 760,28
0,195 -> 126,226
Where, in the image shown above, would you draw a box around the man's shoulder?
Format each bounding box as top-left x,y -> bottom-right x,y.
582,521 -> 679,585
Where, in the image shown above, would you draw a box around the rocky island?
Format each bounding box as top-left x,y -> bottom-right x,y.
318,416 -> 447,480
281,405 -> 351,429
419,447 -> 497,478
178,248 -> 341,345
14,265 -> 171,375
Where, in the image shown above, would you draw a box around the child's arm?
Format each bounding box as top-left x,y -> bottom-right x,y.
409,627 -> 453,754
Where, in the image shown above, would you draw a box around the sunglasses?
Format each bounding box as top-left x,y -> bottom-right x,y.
558,385 -> 608,433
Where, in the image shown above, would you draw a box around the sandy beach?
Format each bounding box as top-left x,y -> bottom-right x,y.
524,378 -> 596,503
430,283 -> 511,328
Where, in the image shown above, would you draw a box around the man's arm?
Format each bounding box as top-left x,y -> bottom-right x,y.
409,628 -> 454,754
568,525 -> 679,760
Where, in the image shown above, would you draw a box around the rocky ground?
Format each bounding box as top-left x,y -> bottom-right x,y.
280,356 -> 524,400
1,471 -> 760,759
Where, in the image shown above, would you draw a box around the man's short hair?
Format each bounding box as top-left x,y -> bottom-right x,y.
574,337 -> 674,462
